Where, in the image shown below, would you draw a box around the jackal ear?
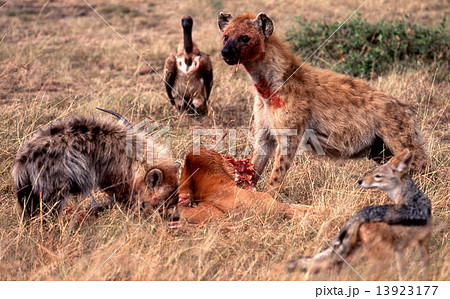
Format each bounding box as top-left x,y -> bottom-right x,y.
253,13 -> 274,38
394,150 -> 413,173
218,12 -> 233,32
146,169 -> 163,188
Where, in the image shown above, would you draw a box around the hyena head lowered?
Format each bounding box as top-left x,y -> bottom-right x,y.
218,12 -> 273,65
12,111 -> 179,219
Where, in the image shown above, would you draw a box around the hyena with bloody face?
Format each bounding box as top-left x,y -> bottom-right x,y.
286,150 -> 432,280
218,12 -> 428,192
12,110 -> 179,219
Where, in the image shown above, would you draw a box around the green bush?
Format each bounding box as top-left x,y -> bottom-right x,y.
286,14 -> 449,78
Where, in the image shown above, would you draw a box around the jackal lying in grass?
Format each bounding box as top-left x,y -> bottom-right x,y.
286,149 -> 432,279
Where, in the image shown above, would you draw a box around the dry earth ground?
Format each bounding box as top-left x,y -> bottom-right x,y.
0,0 -> 449,280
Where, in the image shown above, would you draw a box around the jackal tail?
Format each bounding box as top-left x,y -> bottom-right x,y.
287,215 -> 363,273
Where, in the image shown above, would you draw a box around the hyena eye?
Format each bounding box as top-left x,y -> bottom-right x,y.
375,174 -> 383,179
239,35 -> 250,43
223,34 -> 229,41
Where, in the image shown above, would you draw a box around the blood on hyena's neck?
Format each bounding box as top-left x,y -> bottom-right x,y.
242,35 -> 299,108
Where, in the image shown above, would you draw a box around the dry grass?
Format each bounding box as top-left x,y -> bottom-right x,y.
0,0 -> 449,281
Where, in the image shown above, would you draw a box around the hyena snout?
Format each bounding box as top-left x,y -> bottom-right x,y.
221,42 -> 239,64
138,187 -> 179,216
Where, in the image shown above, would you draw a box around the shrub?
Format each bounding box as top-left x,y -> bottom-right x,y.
286,14 -> 449,78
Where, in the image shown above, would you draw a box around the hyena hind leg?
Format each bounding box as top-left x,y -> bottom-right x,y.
20,188 -> 69,221
377,122 -> 428,172
17,185 -> 40,219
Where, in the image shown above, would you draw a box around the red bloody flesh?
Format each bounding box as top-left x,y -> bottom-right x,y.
223,155 -> 256,188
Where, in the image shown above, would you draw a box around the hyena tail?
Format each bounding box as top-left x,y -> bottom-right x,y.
286,216 -> 363,273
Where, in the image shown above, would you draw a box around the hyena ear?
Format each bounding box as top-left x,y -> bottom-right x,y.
394,150 -> 413,173
146,169 -> 163,188
253,13 -> 274,38
218,12 -> 233,32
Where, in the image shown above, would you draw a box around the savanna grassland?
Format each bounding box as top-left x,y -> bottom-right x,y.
0,0 -> 449,280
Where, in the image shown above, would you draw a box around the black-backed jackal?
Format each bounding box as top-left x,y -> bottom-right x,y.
286,149 -> 432,280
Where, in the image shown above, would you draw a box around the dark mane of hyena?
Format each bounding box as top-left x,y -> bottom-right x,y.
13,115 -> 177,218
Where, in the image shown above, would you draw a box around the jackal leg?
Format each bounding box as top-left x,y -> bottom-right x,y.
394,250 -> 406,281
418,237 -> 430,280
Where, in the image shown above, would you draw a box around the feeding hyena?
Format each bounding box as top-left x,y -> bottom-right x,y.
12,109 -> 179,219
218,12 -> 428,193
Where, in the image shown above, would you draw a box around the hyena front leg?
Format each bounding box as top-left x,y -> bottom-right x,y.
251,129 -> 277,185
265,134 -> 300,194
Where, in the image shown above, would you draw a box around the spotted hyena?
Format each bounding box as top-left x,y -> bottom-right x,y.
12,111 -> 179,219
218,12 -> 428,193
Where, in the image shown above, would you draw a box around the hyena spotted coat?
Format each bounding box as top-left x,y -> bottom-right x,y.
13,113 -> 179,218
218,12 -> 428,192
